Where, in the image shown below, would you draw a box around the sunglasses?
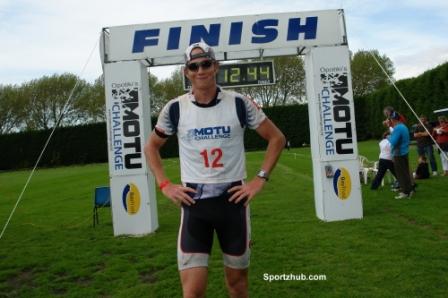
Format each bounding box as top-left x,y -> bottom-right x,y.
186,60 -> 213,72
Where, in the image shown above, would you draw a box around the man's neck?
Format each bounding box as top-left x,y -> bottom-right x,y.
193,86 -> 217,104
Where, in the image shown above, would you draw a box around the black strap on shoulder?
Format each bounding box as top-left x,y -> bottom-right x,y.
154,127 -> 169,138
235,97 -> 247,128
168,101 -> 180,133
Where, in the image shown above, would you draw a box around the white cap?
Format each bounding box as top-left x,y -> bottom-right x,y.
184,42 -> 216,63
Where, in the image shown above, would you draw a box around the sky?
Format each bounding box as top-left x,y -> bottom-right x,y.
0,0 -> 447,85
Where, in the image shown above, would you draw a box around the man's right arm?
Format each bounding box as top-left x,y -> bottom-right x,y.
144,131 -> 196,206
144,131 -> 170,185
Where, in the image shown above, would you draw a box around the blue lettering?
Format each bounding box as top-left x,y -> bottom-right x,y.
132,29 -> 160,53
112,112 -> 120,123
114,139 -> 122,148
321,85 -> 335,155
287,17 -> 318,40
112,102 -> 120,112
229,22 -> 243,45
113,118 -> 120,129
167,27 -> 182,50
192,126 -> 231,139
113,127 -> 121,139
252,19 -> 278,44
322,88 -> 330,100
114,146 -> 122,156
325,130 -> 334,155
190,24 -> 221,46
131,17 -> 321,51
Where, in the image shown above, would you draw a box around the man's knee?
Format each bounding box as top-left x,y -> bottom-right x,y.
225,268 -> 248,298
228,278 -> 247,293
182,281 -> 207,298
183,288 -> 206,298
180,267 -> 208,298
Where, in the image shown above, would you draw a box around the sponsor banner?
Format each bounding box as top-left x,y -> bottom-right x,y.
313,159 -> 363,221
110,175 -> 158,236
306,46 -> 362,221
333,167 -> 352,200
105,61 -> 158,235
122,182 -> 142,215
105,10 -> 346,63
306,45 -> 358,161
104,61 -> 151,176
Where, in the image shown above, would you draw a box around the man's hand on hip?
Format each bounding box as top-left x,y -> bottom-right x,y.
228,178 -> 266,206
162,183 -> 196,206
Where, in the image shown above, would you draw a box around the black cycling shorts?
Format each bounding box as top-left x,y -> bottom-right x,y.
177,181 -> 251,270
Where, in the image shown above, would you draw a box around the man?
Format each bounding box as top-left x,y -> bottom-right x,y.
144,42 -> 285,298
413,115 -> 437,176
383,106 -> 406,132
388,111 -> 413,199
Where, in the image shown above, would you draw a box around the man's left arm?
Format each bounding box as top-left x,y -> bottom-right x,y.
228,118 -> 285,206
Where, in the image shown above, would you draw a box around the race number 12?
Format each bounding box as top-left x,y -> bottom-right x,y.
200,148 -> 224,168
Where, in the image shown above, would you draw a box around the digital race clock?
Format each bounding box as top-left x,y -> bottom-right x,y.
183,60 -> 275,90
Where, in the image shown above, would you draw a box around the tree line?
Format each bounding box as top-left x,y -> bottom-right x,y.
2,54 -> 447,170
0,75 -> 105,134
355,61 -> 448,139
0,49 -> 394,134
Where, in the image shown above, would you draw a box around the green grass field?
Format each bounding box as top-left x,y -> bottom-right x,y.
1,141 -> 447,297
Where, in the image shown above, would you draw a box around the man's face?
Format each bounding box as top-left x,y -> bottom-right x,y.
420,117 -> 427,124
184,48 -> 218,90
390,118 -> 399,127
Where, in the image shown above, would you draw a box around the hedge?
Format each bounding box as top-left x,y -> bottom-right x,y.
0,104 -> 311,170
2,61 -> 446,170
354,62 -> 448,139
0,124 -> 108,170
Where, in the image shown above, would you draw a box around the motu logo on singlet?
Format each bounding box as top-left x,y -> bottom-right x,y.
187,126 -> 231,141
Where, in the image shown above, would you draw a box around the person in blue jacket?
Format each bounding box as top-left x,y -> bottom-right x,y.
388,111 -> 413,199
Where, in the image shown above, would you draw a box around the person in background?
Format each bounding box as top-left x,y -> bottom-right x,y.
388,111 -> 413,199
433,115 -> 448,176
413,115 -> 438,176
371,131 -> 397,190
413,156 -> 430,179
383,106 -> 406,133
